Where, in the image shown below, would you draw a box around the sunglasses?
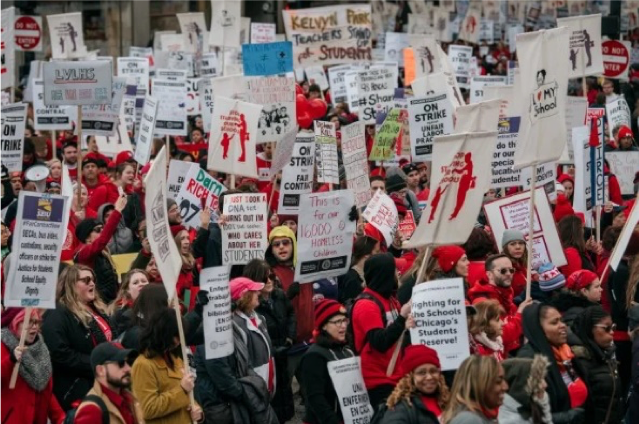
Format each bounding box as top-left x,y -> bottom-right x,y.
272,239 -> 291,248
594,323 -> 616,333
77,276 -> 95,284
496,267 -> 515,275
105,358 -> 134,368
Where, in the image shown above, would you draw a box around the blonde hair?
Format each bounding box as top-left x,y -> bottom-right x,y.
400,248 -> 440,285
109,268 -> 149,314
468,300 -> 504,338
441,355 -> 502,423
57,264 -> 108,326
386,371 -> 450,410
174,230 -> 195,269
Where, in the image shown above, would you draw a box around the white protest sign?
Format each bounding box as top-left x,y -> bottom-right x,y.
470,76 -> 507,104
4,192 -> 70,308
479,19 -> 494,44
186,78 -> 201,116
484,188 -> 567,268
572,126 -> 595,220
251,23 -> 276,44
222,193 -> 268,265
247,75 -> 296,144
33,79 -> 78,131
1,7 -> 15,90
177,12 -> 208,54
1,102 -> 28,173
328,65 -> 354,105
560,96 -> 588,163
207,96 -> 262,178
168,160 -> 198,200
385,32 -> 409,66
81,77 -> 126,137
408,92 -> 454,161
120,78 -> 138,132
94,122 -> 134,158
362,190 -> 398,246
454,99 -> 501,133
357,67 -> 396,124
458,9 -> 481,44
607,151 -> 639,195
314,120 -> 339,185
129,46 -> 154,75
117,57 -> 150,95
155,68 -> 188,82
151,79 -> 188,136
168,51 -> 195,77
344,70 -> 361,112
556,14 -> 604,78
342,122 -> 371,208
606,97 -> 632,139
610,200 -> 639,271
46,12 -> 88,59
282,4 -> 373,67
198,78 -> 214,133
209,0 -> 241,47
305,66 -> 329,91
278,133 -> 315,214
134,96 -> 158,165
447,45 -> 473,89
522,162 -> 558,202
43,61 -> 112,106
295,190 -> 355,281
145,146 -> 182,300
327,357 -> 374,424
176,166 -> 227,229
492,116 -> 523,188
410,278 -> 470,371
200,53 -> 219,77
201,266 -> 234,359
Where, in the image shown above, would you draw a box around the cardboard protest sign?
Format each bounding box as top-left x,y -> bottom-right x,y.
200,266 -> 233,359
556,14 -> 603,78
43,61 -> 112,106
278,133 -> 315,214
32,79 -> 76,130
1,102 -> 28,173
405,132 -> 497,248
246,75 -> 296,144
606,98 -> 632,138
134,96 -> 158,165
251,23 -> 276,44
209,0 -> 241,47
607,151 -> 639,195
295,190 -> 356,281
222,193 -> 268,265
46,12 -> 87,59
314,121 -> 339,185
327,357 -> 374,424
145,146 -> 183,300
282,4 -> 373,67
242,41 -> 294,77
447,45 -> 473,89
514,27 -> 570,170
129,46 -> 154,72
4,192 -> 70,308
362,190 -> 398,246
341,122 -> 371,208
207,96 -> 262,178
470,76 -> 507,104
408,92 -> 454,161
176,166 -> 226,229
1,7 -> 15,89
117,57 -> 149,96
168,160 -> 198,200
484,188 -> 567,268
81,77 -> 126,137
522,162 -> 558,202
304,65 -> 329,90
410,278 -> 469,370
151,79 -> 188,136
177,12 -> 208,53
369,108 -> 402,161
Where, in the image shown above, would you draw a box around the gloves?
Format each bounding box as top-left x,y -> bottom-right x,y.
349,205 -> 359,222
286,282 -> 300,300
194,290 -> 210,317
552,408 -> 585,424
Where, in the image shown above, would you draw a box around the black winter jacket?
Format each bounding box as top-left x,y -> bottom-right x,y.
256,289 -> 296,348
338,268 -> 365,304
192,223 -> 223,268
550,291 -> 599,327
41,304 -> 112,411
380,395 -> 440,424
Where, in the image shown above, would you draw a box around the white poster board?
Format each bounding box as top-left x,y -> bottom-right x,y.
605,98 -> 632,139
151,79 -> 188,136
314,120 -> 339,185
82,76 -> 126,137
327,357 -> 374,424
606,151 -> 639,195
134,95 -> 158,165
361,190 -> 398,246
175,166 -> 227,229
43,61 -> 112,106
341,122 -> 371,208
408,92 -> 454,161
1,102 -> 28,173
222,193 -> 268,265
251,22 -> 276,44
168,160 -> 198,200
246,75 -> 296,144
201,266 -> 234,359
447,45 -> 473,89
278,133 -> 315,214
46,12 -> 88,59
32,78 -> 76,130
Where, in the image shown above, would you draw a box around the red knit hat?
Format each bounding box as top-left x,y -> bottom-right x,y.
553,193 -> 575,223
401,344 -> 441,375
314,299 -> 346,330
170,224 -> 186,237
566,270 -> 599,291
432,245 -> 466,273
557,174 -> 574,186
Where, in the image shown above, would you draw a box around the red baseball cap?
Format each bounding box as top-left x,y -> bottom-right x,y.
618,125 -> 633,139
230,277 -> 265,301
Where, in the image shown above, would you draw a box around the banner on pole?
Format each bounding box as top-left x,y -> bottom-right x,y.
43,61 -> 113,106
151,79 -> 188,136
46,12 -> 88,59
556,14 -> 604,78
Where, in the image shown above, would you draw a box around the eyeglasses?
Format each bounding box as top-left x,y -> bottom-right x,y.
495,267 -> 515,275
272,239 -> 291,248
77,276 -> 95,284
27,320 -> 42,328
92,226 -> 103,234
327,317 -> 349,326
594,323 -> 616,333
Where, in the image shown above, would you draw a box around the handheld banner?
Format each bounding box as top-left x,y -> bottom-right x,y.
361,190 -> 398,246
1,102 -> 28,172
327,357 -> 374,424
408,92 -> 454,161
314,120 -> 339,184
222,193 -> 268,265
175,166 -> 226,229
134,95 -> 158,165
341,122 -> 371,208
278,133 -> 315,214
201,266 -> 234,359
556,14 -> 604,78
43,61 -> 113,106
151,79 -> 188,136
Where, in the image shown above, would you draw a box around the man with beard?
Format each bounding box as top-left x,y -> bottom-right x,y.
74,342 -> 143,423
62,140 -> 79,181
468,253 -> 532,353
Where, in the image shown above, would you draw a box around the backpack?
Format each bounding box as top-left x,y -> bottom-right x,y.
346,292 -> 387,354
63,394 -> 109,424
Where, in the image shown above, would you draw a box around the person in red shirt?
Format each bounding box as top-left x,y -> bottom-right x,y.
74,342 -> 143,424
256,142 -> 274,191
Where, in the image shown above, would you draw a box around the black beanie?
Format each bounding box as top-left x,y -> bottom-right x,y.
385,174 -> 407,194
75,218 -> 101,243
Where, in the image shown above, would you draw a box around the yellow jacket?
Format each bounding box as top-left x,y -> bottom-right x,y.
131,354 -> 194,424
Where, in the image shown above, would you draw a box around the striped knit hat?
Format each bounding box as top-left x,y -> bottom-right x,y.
314,299 -> 346,330
537,262 -> 566,292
